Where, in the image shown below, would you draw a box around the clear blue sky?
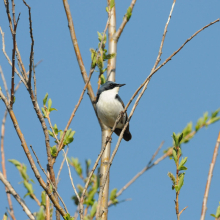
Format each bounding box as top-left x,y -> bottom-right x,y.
0,0 -> 220,219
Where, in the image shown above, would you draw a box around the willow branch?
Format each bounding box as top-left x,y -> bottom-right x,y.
0,90 -> 66,217
114,0 -> 137,42
0,171 -> 35,220
200,132 -> 220,220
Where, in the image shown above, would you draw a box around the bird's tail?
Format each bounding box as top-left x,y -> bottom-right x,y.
114,126 -> 132,141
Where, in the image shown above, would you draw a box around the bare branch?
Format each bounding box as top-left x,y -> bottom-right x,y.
22,0 -> 34,88
0,171 -> 35,220
0,66 -> 10,100
10,13 -> 20,108
1,109 -> 16,220
179,206 -> 188,217
200,132 -> 220,220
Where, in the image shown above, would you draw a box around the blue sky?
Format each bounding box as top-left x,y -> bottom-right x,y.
0,0 -> 220,219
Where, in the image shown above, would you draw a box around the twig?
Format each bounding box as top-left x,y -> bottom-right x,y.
29,145 -> 68,214
108,198 -> 132,208
1,109 -> 16,220
31,194 -> 41,206
10,13 -> 20,108
108,141 -> 165,206
114,0 -> 137,42
200,132 -> 220,220
46,191 -> 50,220
33,54 -> 37,99
22,0 -> 34,88
0,90 -> 66,217
0,171 -> 35,220
179,206 -> 188,217
47,116 -> 60,144
62,148 -> 80,201
0,66 -> 10,100
0,26 -> 27,88
56,148 -> 69,185
175,145 -> 180,219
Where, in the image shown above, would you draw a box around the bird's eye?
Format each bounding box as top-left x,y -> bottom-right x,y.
110,83 -> 114,87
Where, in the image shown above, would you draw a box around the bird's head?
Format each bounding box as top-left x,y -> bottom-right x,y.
100,81 -> 125,93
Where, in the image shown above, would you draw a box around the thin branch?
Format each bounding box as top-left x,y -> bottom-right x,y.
108,141 -> 165,206
1,109 -> 16,220
29,145 -> 68,214
0,171 -> 35,220
10,13 -> 20,108
200,132 -> 220,220
0,26 -> 27,88
56,148 -> 69,185
114,0 -> 137,42
0,66 -> 10,100
179,206 -> 188,217
22,0 -> 34,88
0,90 -> 66,217
62,148 -> 80,201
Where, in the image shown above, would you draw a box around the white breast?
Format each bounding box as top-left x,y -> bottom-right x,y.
96,89 -> 125,129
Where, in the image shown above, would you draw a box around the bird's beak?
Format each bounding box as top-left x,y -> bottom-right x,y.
118,83 -> 126,87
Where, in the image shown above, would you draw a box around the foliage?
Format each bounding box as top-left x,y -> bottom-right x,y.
210,202 -> 220,218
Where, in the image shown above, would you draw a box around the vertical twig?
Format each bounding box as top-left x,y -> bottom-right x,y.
0,66 -> 10,100
10,14 -> 20,108
175,145 -> 180,220
1,109 -> 16,220
200,132 -> 220,220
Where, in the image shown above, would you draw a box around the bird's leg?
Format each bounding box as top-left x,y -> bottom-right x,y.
105,136 -> 112,143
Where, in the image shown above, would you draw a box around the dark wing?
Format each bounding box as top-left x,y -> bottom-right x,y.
115,94 -> 125,108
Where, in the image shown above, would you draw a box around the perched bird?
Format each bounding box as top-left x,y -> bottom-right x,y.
96,81 -> 132,141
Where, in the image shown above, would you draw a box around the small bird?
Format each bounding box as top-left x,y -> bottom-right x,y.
96,81 -> 132,141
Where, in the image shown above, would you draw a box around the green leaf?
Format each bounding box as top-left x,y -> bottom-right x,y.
8,159 -> 21,168
43,93 -> 48,105
90,201 -> 97,217
69,130 -> 76,139
41,107 -> 47,118
90,48 -> 97,68
195,117 -> 203,131
211,108 -> 220,118
50,146 -> 57,157
48,130 -> 54,137
167,172 -> 176,185
110,188 -> 117,201
172,149 -> 177,163
49,108 -> 57,112
100,74 -> 106,85
64,213 -> 74,220
203,111 -> 209,123
178,133 -> 183,144
176,173 -> 185,192
216,202 -> 220,218
23,180 -> 34,194
178,157 -> 188,170
179,166 -> 187,171
41,191 -> 46,207
110,0 -> 115,9
48,98 -> 52,111
209,117 -> 220,125
36,206 -> 45,220
106,6 -> 109,13
172,132 -> 178,147
97,57 -> 104,71
103,53 -> 116,60
126,7 -> 132,21
210,214 -> 216,218
97,32 -> 102,42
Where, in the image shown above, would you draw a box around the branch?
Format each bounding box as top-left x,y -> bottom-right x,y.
29,145 -> 68,214
114,0 -> 137,42
200,132 -> 220,220
10,13 -> 20,108
0,90 -> 66,217
1,109 -> 16,220
0,66 -> 10,100
22,0 -> 34,88
0,171 -> 35,220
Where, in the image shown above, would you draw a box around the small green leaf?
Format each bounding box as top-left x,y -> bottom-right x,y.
178,133 -> 183,144
179,166 -> 187,171
41,107 -> 47,118
90,201 -> 97,217
90,48 -> 97,68
36,206 -> 45,220
178,157 -> 188,170
103,53 -> 116,60
167,172 -> 176,185
8,159 -> 21,168
50,146 -> 57,157
23,180 -> 34,194
172,132 -> 178,147
176,173 -> 185,192
216,202 -> 220,218
195,117 -> 203,131
48,130 -> 54,137
100,74 -> 106,85
43,93 -> 48,105
97,32 -> 102,42
172,149 -> 177,163
211,108 -> 220,118
209,117 -> 220,125
203,111 -> 209,123
210,214 -> 216,218
48,98 -> 52,111
49,108 -> 57,112
110,0 -> 115,9
41,191 -> 46,207
110,188 -> 117,201
126,7 -> 132,21
106,6 -> 109,12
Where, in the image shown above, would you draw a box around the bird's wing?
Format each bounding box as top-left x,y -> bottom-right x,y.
115,94 -> 125,108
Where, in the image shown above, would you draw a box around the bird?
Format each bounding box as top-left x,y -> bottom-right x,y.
96,81 -> 132,141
